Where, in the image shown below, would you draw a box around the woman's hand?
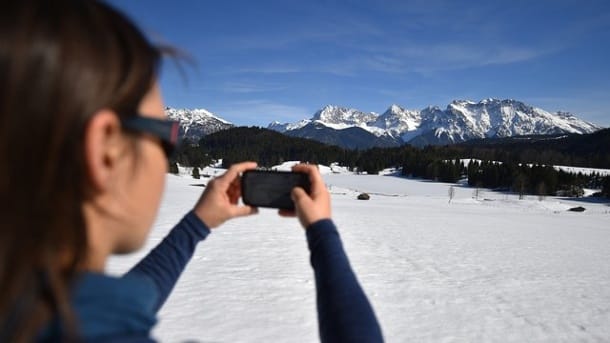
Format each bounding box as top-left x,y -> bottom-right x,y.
279,163 -> 331,229
193,161 -> 258,228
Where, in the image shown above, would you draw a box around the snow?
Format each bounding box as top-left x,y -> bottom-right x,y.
269,161 -> 341,175
286,119 -> 311,131
166,108 -> 232,125
271,99 -> 602,146
555,165 -> 610,177
107,168 -> 610,342
459,160 -> 610,177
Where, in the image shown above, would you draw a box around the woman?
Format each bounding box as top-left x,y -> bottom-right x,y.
0,1 -> 383,342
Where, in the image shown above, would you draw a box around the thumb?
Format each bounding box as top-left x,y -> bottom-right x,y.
231,205 -> 259,218
291,187 -> 311,208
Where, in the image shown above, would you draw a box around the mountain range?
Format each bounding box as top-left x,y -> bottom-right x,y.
268,99 -> 601,148
164,99 -> 602,149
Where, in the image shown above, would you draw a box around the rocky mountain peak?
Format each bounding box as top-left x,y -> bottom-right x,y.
268,99 -> 602,148
165,107 -> 234,141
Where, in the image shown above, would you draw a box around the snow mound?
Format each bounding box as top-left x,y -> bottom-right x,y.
270,161 -> 348,175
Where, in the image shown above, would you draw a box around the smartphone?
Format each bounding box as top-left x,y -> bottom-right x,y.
241,170 -> 311,210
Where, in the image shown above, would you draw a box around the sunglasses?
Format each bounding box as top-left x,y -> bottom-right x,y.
121,115 -> 180,158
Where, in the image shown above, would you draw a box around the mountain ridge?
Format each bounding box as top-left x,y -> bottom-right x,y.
267,99 -> 602,148
165,107 -> 234,141
164,99 -> 603,149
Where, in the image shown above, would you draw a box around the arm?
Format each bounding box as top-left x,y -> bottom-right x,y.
125,161 -> 259,312
306,219 -> 383,343
281,164 -> 383,342
125,211 -> 210,311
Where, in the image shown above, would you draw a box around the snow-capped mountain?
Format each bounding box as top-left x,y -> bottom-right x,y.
267,99 -> 602,148
269,105 -> 381,133
165,107 -> 233,141
268,105 -> 400,149
374,104 -> 422,138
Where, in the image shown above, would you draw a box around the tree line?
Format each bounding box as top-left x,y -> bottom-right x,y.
169,126 -> 610,198
466,160 -> 607,197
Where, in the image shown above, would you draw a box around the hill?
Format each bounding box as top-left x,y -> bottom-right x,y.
196,126 -> 351,168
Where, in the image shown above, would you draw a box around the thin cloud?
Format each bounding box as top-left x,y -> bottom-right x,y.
317,42 -> 559,76
212,100 -> 311,126
526,92 -> 610,127
228,66 -> 302,75
219,81 -> 287,94
406,44 -> 558,72
205,16 -> 383,53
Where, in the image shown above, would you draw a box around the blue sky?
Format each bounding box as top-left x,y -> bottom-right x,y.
107,0 -> 610,127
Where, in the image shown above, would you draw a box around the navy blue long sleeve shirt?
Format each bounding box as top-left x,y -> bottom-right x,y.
307,219 -> 383,342
60,211 -> 383,342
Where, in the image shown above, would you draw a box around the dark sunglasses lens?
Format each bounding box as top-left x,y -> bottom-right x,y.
163,122 -> 179,157
121,116 -> 179,158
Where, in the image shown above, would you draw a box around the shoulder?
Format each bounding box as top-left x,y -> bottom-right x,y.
70,272 -> 159,340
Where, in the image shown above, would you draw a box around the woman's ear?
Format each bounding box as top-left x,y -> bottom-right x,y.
83,110 -> 124,192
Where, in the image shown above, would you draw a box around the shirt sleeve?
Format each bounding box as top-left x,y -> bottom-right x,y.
125,210 -> 211,312
306,219 -> 384,343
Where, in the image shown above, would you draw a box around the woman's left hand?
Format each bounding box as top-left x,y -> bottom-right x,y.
193,161 -> 259,228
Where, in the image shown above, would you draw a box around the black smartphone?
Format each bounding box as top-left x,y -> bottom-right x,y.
241,170 -> 311,210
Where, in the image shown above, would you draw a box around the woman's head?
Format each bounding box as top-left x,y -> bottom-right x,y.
0,0 -> 169,338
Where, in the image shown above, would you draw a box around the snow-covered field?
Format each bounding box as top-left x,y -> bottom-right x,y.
108,165 -> 610,342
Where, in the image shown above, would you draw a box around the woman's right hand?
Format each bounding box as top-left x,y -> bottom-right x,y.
279,163 -> 331,229
193,161 -> 259,228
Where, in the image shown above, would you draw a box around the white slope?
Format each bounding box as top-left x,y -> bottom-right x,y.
459,159 -> 610,177
374,104 -> 421,138
166,107 -> 232,125
268,119 -> 314,132
445,99 -> 600,139
165,107 -> 234,140
107,171 -> 610,342
270,161 -> 359,175
554,165 -> 610,177
312,105 -> 377,127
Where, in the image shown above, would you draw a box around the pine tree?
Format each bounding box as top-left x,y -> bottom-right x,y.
168,162 -> 179,175
602,176 -> 610,198
192,167 -> 200,179
537,182 -> 546,201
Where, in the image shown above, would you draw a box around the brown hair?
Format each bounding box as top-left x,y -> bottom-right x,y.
0,0 -> 163,340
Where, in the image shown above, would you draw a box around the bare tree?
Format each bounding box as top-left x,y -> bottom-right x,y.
514,174 -> 527,200
448,185 -> 455,204
537,182 -> 546,201
473,183 -> 482,200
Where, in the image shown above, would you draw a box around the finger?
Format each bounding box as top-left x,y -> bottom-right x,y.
292,163 -> 322,183
278,209 -> 296,217
220,161 -> 257,184
291,163 -> 313,173
292,164 -> 325,194
232,177 -> 244,197
228,192 -> 239,205
231,205 -> 258,218
227,180 -> 241,203
291,187 -> 311,208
